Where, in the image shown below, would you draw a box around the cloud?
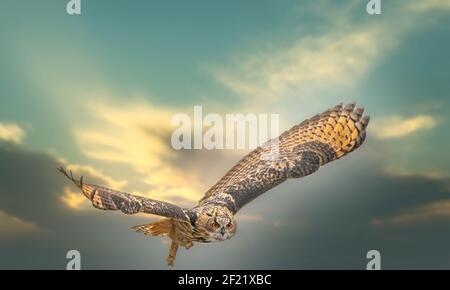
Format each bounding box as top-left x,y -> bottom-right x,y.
208,1 -> 404,107
64,163 -> 127,190
212,25 -> 389,105
60,188 -> 87,210
371,166 -> 450,228
57,162 -> 128,210
372,199 -> 450,227
0,141 -> 166,269
383,166 -> 450,194
75,101 -> 176,171
0,142 -> 139,230
0,123 -> 25,144
384,166 -> 449,182
0,210 -> 40,236
209,1 -> 450,114
370,115 -> 438,139
3,131 -> 450,268
1,0 -> 450,269
74,100 -> 205,206
410,0 -> 450,11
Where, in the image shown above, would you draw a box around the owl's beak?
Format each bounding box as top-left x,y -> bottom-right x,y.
220,227 -> 225,236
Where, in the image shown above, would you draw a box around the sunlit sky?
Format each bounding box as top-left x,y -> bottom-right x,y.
1,0 -> 450,269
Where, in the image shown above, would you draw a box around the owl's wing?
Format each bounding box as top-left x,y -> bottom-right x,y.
58,167 -> 191,222
198,103 -> 370,214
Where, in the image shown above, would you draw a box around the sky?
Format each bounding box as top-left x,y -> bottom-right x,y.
0,0 -> 450,269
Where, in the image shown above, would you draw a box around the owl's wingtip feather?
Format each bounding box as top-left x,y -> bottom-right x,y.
57,166 -> 84,190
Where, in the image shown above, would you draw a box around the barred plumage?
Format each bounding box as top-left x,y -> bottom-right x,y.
199,102 -> 369,212
59,102 -> 370,267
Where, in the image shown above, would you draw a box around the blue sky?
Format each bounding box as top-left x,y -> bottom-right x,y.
1,0 -> 450,269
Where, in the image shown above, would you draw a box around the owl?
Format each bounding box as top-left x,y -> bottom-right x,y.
59,103 -> 369,267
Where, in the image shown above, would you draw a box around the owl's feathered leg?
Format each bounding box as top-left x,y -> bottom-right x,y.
167,241 -> 179,267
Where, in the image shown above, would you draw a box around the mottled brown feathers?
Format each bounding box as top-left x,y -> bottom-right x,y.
288,102 -> 369,159
58,102 -> 370,267
133,220 -> 173,236
199,102 -> 369,212
57,167 -> 190,221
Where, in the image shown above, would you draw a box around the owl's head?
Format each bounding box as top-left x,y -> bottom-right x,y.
198,206 -> 237,242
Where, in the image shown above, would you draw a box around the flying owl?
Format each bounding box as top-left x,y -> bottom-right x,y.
58,102 -> 369,267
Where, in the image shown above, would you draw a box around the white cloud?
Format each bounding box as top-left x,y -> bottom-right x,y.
371,115 -> 438,139
209,4 -> 401,107
212,26 -> 389,106
0,123 -> 25,144
210,1 -> 450,112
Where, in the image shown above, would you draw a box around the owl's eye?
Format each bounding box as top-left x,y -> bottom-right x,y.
212,222 -> 220,229
226,223 -> 233,230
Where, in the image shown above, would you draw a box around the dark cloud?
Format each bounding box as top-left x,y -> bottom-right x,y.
1,140 -> 450,269
227,147 -> 450,269
0,141 -> 166,269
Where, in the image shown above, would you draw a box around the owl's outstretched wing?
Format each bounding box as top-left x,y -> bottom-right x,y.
198,103 -> 370,214
58,167 -> 190,222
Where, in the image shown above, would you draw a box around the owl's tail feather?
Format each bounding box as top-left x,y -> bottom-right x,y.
132,219 -> 172,237
133,220 -> 179,267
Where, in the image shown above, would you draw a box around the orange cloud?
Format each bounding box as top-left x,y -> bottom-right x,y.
59,163 -> 127,210
74,100 -> 205,206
